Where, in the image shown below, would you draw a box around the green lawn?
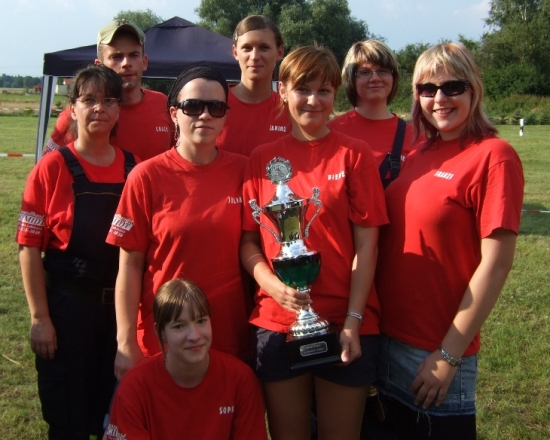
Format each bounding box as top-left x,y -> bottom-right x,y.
0,118 -> 548,438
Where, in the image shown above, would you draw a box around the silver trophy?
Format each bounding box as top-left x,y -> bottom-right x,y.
250,157 -> 341,369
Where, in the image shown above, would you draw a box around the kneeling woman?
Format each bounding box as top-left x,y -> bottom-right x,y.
104,279 -> 268,440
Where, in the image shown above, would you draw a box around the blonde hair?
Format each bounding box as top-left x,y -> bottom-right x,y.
411,42 -> 497,146
153,279 -> 211,356
342,40 -> 400,106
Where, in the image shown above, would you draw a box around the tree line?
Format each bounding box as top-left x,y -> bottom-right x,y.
0,74 -> 41,89
5,1 -> 547,106
121,1 -> 549,103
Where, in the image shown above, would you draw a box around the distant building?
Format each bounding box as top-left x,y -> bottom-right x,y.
55,78 -> 72,95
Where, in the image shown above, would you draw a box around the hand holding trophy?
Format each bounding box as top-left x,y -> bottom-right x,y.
249,157 -> 341,369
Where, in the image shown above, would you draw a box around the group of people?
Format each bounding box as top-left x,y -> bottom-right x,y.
16,14 -> 523,440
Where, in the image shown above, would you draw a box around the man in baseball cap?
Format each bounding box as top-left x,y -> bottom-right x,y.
97,19 -> 146,47
45,18 -> 172,160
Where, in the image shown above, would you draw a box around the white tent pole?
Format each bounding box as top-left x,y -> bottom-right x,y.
35,75 -> 57,163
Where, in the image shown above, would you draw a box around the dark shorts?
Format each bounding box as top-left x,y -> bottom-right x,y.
254,327 -> 379,387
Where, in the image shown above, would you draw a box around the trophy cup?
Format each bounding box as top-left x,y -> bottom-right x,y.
250,157 -> 341,370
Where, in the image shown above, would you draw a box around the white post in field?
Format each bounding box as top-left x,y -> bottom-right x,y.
519,118 -> 525,137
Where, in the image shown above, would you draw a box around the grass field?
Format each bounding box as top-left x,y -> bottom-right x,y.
0,93 -> 68,112
0,118 -> 549,438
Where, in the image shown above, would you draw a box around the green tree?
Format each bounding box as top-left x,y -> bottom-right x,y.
196,0 -> 302,37
395,43 -> 430,75
458,35 -> 481,58
12,76 -> 23,88
23,76 -> 35,89
196,0 -> 372,63
114,8 -> 164,31
485,0 -> 543,26
479,0 -> 550,96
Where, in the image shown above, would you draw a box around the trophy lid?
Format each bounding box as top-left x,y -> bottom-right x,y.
266,157 -> 292,184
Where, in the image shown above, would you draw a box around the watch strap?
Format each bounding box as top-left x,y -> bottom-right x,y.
439,346 -> 461,367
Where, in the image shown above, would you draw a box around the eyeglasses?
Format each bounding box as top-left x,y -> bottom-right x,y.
355,68 -> 393,79
416,80 -> 471,98
176,100 -> 230,118
76,97 -> 120,108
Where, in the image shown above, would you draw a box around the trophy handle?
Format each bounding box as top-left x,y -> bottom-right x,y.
249,199 -> 281,243
304,188 -> 321,239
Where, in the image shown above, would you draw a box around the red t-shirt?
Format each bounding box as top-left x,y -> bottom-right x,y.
328,110 -> 416,169
216,88 -> 290,157
106,148 -> 251,360
46,89 -> 172,161
16,142 -> 131,251
104,350 -> 268,440
376,136 -> 524,356
243,131 -> 388,334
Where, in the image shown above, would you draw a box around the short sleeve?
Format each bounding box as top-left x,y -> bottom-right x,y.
106,163 -> 152,252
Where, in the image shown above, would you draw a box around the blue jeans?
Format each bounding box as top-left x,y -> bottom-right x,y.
376,335 -> 477,416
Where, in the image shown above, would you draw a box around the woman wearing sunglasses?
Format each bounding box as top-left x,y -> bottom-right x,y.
375,43 -> 524,439
329,40 -> 415,189
216,15 -> 290,157
107,65 -> 252,380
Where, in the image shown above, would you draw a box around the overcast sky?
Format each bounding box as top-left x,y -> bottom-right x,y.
2,0 -> 492,77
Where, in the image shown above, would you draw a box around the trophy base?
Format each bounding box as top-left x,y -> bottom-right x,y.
286,326 -> 341,370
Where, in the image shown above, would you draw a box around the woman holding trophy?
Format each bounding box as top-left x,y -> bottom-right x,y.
241,46 -> 388,439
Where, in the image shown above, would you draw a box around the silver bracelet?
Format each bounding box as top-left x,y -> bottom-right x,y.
438,346 -> 461,367
346,311 -> 363,324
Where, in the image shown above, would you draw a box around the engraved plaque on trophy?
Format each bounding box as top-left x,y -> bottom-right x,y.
249,157 -> 341,370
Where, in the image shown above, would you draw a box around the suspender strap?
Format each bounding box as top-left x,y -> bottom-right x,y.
59,146 -> 137,181
58,146 -> 88,183
121,149 -> 137,179
379,118 -> 407,189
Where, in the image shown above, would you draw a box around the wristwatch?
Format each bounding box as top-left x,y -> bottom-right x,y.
439,346 -> 461,367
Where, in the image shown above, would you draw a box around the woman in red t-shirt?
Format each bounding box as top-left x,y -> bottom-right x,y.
216,15 -> 290,156
376,43 -> 524,439
241,46 -> 387,440
105,279 -> 268,440
329,40 -> 415,188
109,66 -> 251,380
17,65 -> 136,439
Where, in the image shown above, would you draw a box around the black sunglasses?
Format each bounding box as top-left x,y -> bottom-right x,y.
176,99 -> 229,118
416,80 -> 471,98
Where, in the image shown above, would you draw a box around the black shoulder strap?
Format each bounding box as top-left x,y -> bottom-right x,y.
379,118 -> 407,189
60,146 -> 137,181
58,146 -> 88,183
121,150 -> 137,179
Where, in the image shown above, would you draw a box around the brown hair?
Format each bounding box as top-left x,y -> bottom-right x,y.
68,64 -> 123,138
342,40 -> 400,106
153,279 -> 211,356
411,42 -> 497,146
233,15 -> 284,48
279,45 -> 341,103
